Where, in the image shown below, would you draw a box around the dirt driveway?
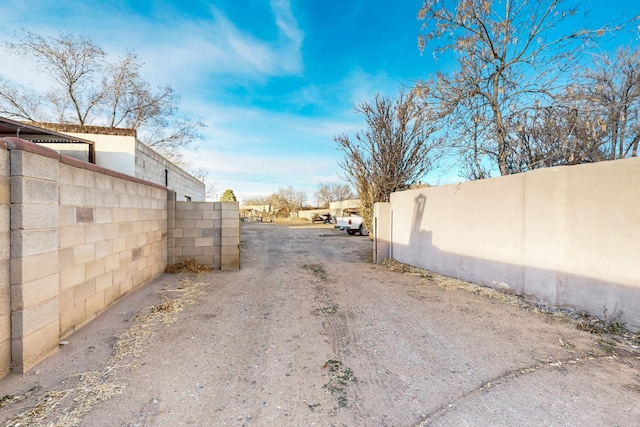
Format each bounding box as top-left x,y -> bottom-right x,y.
0,222 -> 639,426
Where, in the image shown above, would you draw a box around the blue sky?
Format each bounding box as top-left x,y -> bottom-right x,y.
0,0 -> 638,203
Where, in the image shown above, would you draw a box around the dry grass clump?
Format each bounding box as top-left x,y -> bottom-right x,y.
164,259 -> 212,274
380,258 -> 640,342
2,276 -> 210,427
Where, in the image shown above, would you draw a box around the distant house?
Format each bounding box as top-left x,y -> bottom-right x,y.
330,199 -> 360,216
30,121 -> 205,201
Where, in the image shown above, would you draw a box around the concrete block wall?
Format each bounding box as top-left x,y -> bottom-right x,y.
7,139 -> 62,374
57,157 -> 168,339
136,141 -> 206,201
168,200 -> 240,270
0,136 -> 239,377
0,141 -> 10,378
0,137 -> 169,375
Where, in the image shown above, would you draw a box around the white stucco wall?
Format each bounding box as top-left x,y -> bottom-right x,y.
41,132 -> 137,176
377,157 -> 640,331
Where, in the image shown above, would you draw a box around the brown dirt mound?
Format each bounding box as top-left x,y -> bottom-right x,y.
164,259 -> 212,274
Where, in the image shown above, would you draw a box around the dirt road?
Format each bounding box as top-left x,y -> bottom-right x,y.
0,222 -> 638,426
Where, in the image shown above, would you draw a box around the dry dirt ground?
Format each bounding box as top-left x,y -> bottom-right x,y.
0,222 -> 639,427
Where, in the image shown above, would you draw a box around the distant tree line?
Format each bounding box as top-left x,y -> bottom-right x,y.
336,0 -> 640,235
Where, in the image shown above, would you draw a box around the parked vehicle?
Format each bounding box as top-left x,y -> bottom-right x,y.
335,214 -> 369,236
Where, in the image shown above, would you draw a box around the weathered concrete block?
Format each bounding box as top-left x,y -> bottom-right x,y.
202,228 -> 220,238
75,207 -> 94,224
11,297 -> 58,337
60,225 -> 85,248
125,208 -> 139,221
10,274 -> 59,311
0,281 -> 9,316
202,246 -> 221,256
182,246 -> 203,257
60,264 -> 86,290
175,202 -> 195,210
0,206 -> 9,233
86,258 -> 106,280
175,237 -> 195,247
104,253 -> 120,272
112,237 -> 127,253
58,206 -> 75,227
104,223 -> 119,240
0,177 -> 9,206
0,232 -> 9,261
202,210 -> 221,220
85,291 -> 105,316
59,184 -> 85,206
194,237 -> 214,247
104,283 -> 122,306
11,229 -> 58,257
221,219 -> 239,229
59,164 -> 95,187
84,188 -> 105,207
221,209 -> 239,219
221,245 -> 239,255
59,302 -> 86,337
103,191 -> 120,208
11,177 -> 58,204
11,251 -> 58,284
221,226 -> 240,237
74,243 -> 96,265
85,224 -> 105,243
58,288 -> 74,312
95,208 -> 113,224
12,319 -> 59,374
0,338 -> 11,379
221,254 -> 240,270
73,279 -> 97,305
175,219 -> 195,229
126,235 -> 138,250
95,240 -> 113,259
194,220 -> 215,229
10,150 -> 59,181
221,236 -> 239,247
96,272 -> 113,292
176,209 -> 203,220
11,204 -> 58,230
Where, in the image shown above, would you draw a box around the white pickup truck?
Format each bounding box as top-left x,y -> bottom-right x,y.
334,214 -> 369,236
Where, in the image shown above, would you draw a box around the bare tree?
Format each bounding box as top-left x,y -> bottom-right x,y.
509,105 -> 607,171
570,46 -> 640,159
314,182 -> 354,208
417,0 -> 628,176
0,30 -> 203,157
335,89 -> 442,235
0,77 -> 43,121
277,186 -> 307,213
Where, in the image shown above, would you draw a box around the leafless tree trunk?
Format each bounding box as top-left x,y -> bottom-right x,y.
417,0 -> 628,176
336,89 -> 442,235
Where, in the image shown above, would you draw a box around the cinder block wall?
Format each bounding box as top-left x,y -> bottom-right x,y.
168,201 -> 240,270
0,137 -> 240,377
136,141 -> 206,201
0,141 -> 10,378
0,137 -> 169,374
57,157 -> 168,339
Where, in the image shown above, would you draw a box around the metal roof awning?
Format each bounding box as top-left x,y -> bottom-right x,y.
0,117 -> 95,163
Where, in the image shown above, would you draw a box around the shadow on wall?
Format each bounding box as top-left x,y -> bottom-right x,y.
390,195 -> 640,332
